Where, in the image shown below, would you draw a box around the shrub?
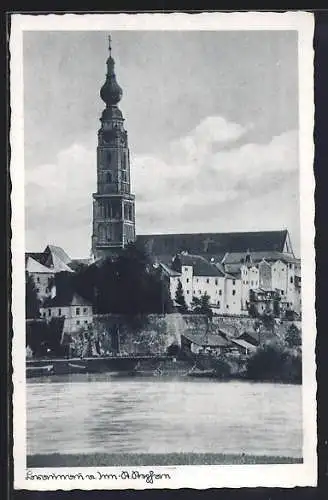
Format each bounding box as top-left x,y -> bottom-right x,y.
246,339 -> 302,383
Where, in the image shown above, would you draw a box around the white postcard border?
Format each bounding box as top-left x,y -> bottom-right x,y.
10,11 -> 317,490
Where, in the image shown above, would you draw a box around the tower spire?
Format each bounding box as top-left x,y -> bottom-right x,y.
100,33 -> 122,107
92,35 -> 136,259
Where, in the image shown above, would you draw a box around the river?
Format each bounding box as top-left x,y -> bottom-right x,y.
27,374 -> 302,458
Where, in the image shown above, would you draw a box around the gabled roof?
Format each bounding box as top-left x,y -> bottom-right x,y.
26,256 -> 54,274
42,292 -> 92,308
223,251 -> 296,266
182,333 -> 231,348
44,245 -> 72,265
137,230 -> 290,257
231,338 -> 257,351
159,262 -> 181,277
25,252 -> 44,265
179,254 -> 225,277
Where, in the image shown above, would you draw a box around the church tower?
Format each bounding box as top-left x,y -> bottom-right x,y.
92,35 -> 136,259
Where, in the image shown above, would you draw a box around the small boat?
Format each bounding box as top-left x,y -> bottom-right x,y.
26,364 -> 54,378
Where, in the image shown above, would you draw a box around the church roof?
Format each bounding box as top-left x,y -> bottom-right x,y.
137,230 -> 290,258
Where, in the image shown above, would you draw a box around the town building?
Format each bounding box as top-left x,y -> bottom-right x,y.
91,35 -> 136,260
159,253 -> 243,315
228,251 -> 301,316
25,245 -> 75,303
40,291 -> 93,334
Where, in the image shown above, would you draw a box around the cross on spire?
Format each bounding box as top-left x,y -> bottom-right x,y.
108,34 -> 112,55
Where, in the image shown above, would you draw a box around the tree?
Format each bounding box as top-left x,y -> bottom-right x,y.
285,323 -> 301,348
191,292 -> 213,319
25,273 -> 40,319
174,279 -> 188,313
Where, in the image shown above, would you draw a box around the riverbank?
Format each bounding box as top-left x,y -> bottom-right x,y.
27,452 -> 303,467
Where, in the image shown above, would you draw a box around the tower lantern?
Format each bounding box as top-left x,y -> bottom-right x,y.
91,35 -> 136,259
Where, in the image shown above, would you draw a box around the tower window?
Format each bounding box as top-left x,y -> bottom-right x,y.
121,171 -> 127,183
106,151 -> 112,164
105,171 -> 112,183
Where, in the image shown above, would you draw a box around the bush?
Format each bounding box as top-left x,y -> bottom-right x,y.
246,339 -> 302,383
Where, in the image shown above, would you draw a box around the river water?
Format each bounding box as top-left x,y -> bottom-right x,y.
27,374 -> 302,458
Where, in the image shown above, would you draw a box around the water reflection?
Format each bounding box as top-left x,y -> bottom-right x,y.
27,374 -> 302,457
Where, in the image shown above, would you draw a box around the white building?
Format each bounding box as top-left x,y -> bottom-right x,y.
225,251 -> 301,315
40,292 -> 93,334
26,245 -> 75,304
160,253 -> 242,315
26,256 -> 55,302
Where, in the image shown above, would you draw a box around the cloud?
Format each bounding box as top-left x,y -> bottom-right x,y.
25,115 -> 299,257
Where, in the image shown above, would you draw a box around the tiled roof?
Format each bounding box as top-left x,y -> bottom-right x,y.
137,230 -> 290,257
182,333 -> 231,348
223,251 -> 296,265
43,292 -> 92,308
179,254 -> 225,277
45,245 -> 72,265
231,338 -> 257,351
26,256 -> 54,274
159,262 -> 181,277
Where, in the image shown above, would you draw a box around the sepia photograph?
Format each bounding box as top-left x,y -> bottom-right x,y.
11,12 -> 316,490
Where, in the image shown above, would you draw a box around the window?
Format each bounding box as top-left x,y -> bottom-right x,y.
121,171 -> 127,182
232,290 -> 236,296
290,276 -> 294,284
251,281 -> 253,287
43,312 -> 46,317
186,278 -> 189,283
58,308 -> 61,316
76,307 -> 80,316
215,279 -> 218,285
106,171 -> 112,183
36,288 -> 40,293
232,280 -> 236,285
196,278 -> 199,283
217,301 -> 220,308
206,279 -> 209,284
186,290 -> 190,294
226,305 -> 229,309
246,281 -> 249,285
76,320 -> 80,326
83,307 -> 88,314
198,290 -> 201,294
219,290 -> 222,296
48,309 -> 51,317
106,151 -> 112,163
84,320 -> 88,324
184,267 -> 189,272
36,277 -> 40,283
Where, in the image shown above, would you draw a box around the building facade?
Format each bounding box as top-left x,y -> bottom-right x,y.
161,253 -> 243,315
91,36 -> 135,259
40,293 -> 93,334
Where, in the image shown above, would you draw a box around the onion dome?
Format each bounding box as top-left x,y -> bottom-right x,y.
100,35 -> 123,106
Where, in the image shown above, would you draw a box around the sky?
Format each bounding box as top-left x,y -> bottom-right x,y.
23,30 -> 300,258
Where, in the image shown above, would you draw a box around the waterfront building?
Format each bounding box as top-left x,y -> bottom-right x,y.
159,253 -> 243,315
25,245 -> 75,303
40,291 -> 93,334
91,36 -> 136,259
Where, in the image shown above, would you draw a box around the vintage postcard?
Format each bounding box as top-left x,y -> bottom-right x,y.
10,12 -> 316,490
